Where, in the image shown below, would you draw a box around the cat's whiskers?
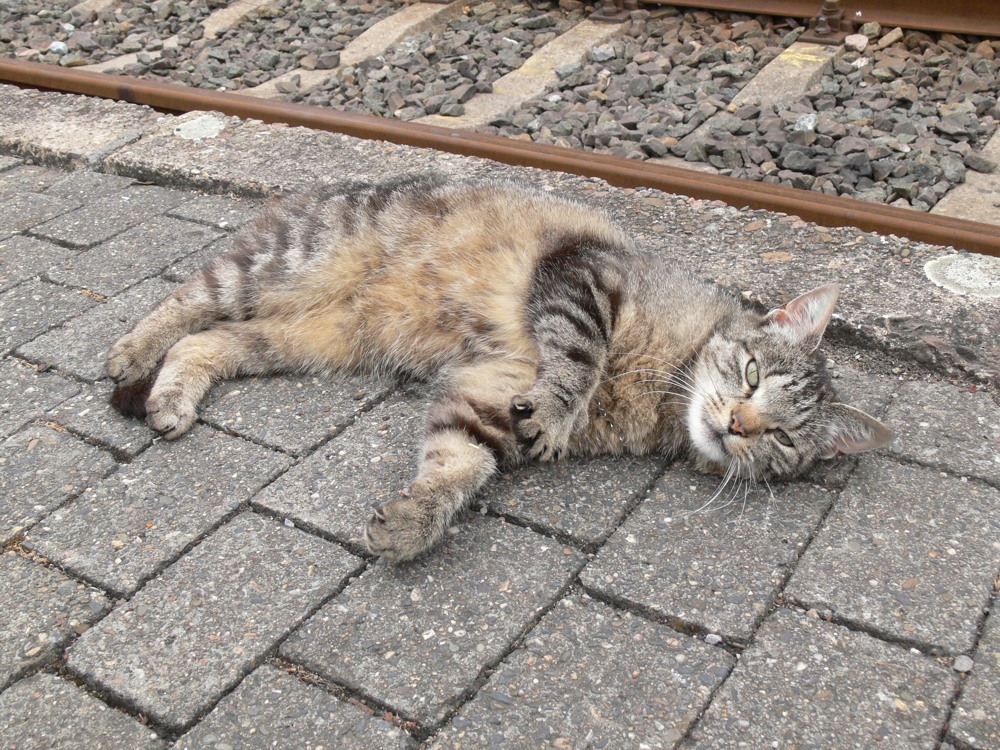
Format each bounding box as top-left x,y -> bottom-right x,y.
686,459 -> 737,516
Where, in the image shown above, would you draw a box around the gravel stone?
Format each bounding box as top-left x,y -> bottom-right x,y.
953,654 -> 975,672
177,665 -> 415,749
68,512 -> 361,732
787,457 -> 1000,653
685,608 -> 956,748
282,517 -> 583,725
0,552 -> 110,688
0,424 -> 117,543
24,427 -> 293,596
431,595 -> 733,749
0,672 -> 164,749
582,468 -> 834,641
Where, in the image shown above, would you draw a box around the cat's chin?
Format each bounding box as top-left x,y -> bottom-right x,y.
685,400 -> 729,465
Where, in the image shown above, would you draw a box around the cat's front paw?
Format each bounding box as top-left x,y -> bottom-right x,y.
510,391 -> 577,462
145,387 -> 198,440
364,497 -> 441,563
107,334 -> 158,386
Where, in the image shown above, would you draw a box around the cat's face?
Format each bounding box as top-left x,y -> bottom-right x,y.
684,285 -> 891,480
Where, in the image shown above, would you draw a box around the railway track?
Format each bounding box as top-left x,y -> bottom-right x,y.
1,0 -> 998,255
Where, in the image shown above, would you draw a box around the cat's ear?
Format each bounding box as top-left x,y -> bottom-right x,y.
822,403 -> 893,459
766,284 -> 839,351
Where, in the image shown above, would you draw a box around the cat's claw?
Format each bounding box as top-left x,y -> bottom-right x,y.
107,338 -> 146,385
145,389 -> 198,440
510,391 -> 575,462
364,497 -> 440,563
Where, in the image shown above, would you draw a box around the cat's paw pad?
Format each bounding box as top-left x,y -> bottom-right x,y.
364,498 -> 438,563
107,335 -> 157,386
510,392 -> 573,462
145,388 -> 197,440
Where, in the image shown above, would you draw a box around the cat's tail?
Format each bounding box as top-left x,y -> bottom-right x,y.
109,376 -> 156,419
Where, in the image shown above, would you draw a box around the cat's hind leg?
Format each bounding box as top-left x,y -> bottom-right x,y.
364,359 -> 533,563
143,320 -> 290,439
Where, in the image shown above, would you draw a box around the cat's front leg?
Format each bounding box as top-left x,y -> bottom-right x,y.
365,360 -> 529,562
512,236 -> 624,462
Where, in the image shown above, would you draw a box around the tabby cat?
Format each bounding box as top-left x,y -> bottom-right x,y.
108,174 -> 891,562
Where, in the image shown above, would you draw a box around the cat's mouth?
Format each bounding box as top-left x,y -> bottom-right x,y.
687,404 -> 730,464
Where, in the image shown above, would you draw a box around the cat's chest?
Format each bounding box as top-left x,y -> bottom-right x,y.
570,376 -> 687,457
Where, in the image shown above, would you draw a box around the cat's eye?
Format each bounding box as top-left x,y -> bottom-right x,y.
745,358 -> 759,388
773,429 -> 794,447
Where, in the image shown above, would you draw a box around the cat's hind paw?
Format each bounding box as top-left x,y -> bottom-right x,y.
144,387 -> 198,440
509,392 -> 575,462
364,498 -> 441,563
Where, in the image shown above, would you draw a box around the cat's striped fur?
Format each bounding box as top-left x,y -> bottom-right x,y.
108,174 -> 891,562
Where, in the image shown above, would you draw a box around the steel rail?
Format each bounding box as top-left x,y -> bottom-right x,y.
1,58 -> 998,257
639,0 -> 1000,37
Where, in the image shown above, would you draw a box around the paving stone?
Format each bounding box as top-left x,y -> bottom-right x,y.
884,380 -> 1000,485
787,457 -> 1000,653
69,512 -> 361,732
0,164 -> 64,199
24,427 -> 293,596
0,235 -> 77,293
582,468 -> 834,641
0,278 -> 96,355
202,374 -> 388,457
684,608 -> 956,749
479,455 -> 664,548
166,193 -> 260,230
0,552 -> 110,689
282,517 -> 584,725
0,424 -> 118,544
47,381 -> 156,457
0,672 -> 165,749
162,234 -> 231,282
948,592 -> 1000,748
431,594 -> 733,749
47,216 -> 221,296
826,359 -> 899,421
44,170 -> 135,202
0,357 -> 80,439
29,184 -> 191,249
0,83 -> 161,168
175,664 -> 415,750
19,277 -> 175,381
0,191 -> 81,239
252,391 -> 425,547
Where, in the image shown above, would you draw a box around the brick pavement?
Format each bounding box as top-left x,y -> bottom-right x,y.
0,83 -> 998,748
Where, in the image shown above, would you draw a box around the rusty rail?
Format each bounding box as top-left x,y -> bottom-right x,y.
1,58 -> 998,257
640,0 -> 1000,37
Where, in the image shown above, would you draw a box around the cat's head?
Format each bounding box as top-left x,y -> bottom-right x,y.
685,284 -> 891,480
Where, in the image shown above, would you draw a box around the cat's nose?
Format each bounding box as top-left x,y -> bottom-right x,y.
729,411 -> 746,437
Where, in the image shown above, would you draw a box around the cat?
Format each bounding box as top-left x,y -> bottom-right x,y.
107,173 -> 892,562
